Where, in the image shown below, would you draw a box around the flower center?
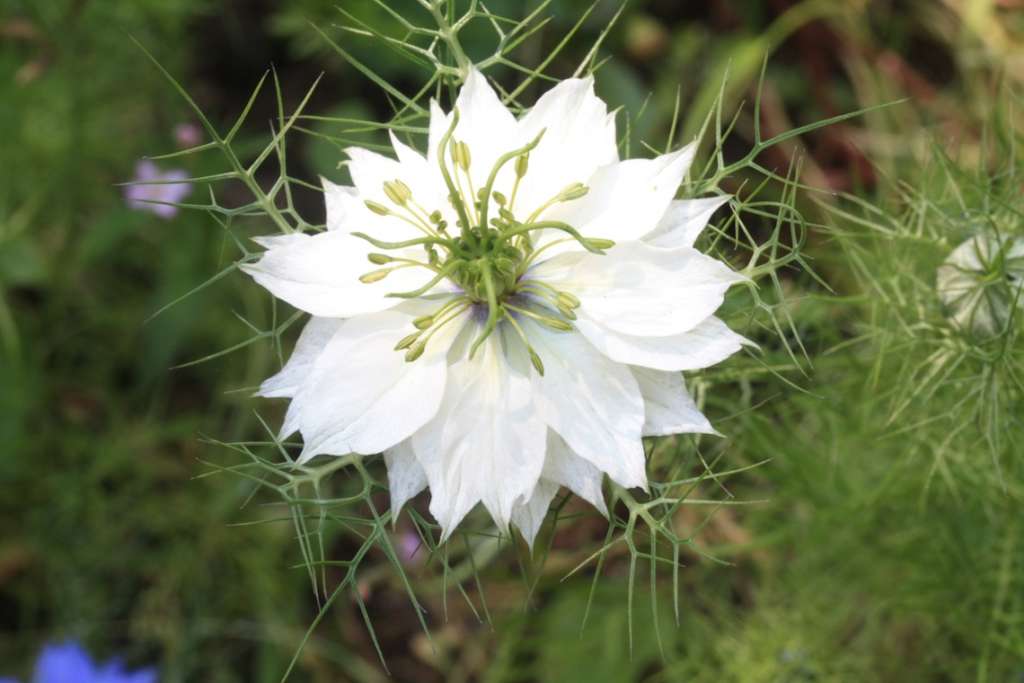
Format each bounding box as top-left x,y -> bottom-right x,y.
352,108 -> 614,373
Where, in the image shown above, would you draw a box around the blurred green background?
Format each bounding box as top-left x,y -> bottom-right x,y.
2,1 -> 1024,681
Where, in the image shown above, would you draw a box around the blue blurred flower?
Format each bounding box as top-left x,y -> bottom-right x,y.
3,641 -> 156,683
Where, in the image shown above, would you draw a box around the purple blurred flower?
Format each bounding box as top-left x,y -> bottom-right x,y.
124,160 -> 191,219
396,529 -> 424,567
173,123 -> 202,149
3,641 -> 156,683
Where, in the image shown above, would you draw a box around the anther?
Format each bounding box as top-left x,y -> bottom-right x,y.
528,348 -> 545,375
558,183 -> 589,202
359,268 -> 393,284
405,341 -> 426,362
365,200 -> 391,216
451,141 -> 471,172
515,152 -> 529,178
383,179 -> 412,206
413,315 -> 434,330
585,238 -> 616,251
556,292 -> 581,309
394,332 -> 420,351
367,253 -> 393,265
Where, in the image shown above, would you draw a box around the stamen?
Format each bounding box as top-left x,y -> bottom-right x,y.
394,332 -> 420,351
358,261 -> 435,284
378,180 -> 439,238
435,109 -> 475,248
359,268 -> 393,284
503,311 -> 545,376
502,302 -> 573,331
383,179 -> 412,206
449,138 -> 479,226
477,130 -> 545,236
523,182 -> 590,225
403,298 -> 471,362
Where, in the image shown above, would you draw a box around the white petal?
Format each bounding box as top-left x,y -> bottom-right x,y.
429,68 -> 518,188
545,143 -> 697,245
293,307 -> 465,462
322,178 -> 362,231
259,316 -> 344,398
574,315 -> 748,371
632,367 -> 717,437
523,322 -> 648,490
551,240 -> 746,338
427,99 -> 452,166
413,332 -> 547,538
510,479 -> 559,549
510,431 -> 611,548
513,77 -> 618,217
384,440 -> 427,517
241,231 -> 429,318
344,146 -> 403,198
646,196 -> 732,248
544,432 -> 608,516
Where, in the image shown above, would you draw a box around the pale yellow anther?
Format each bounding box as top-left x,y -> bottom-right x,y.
383,179 -> 412,206
359,268 -> 392,284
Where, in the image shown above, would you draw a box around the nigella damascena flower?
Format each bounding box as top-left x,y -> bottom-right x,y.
0,641 -> 156,683
936,232 -> 1024,336
243,69 -> 749,544
124,160 -> 191,219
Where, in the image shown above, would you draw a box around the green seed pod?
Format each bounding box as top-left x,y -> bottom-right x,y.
494,260 -> 518,286
429,210 -> 443,224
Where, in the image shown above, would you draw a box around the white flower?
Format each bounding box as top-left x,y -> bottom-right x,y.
936,232 -> 1024,336
243,69 -> 749,545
